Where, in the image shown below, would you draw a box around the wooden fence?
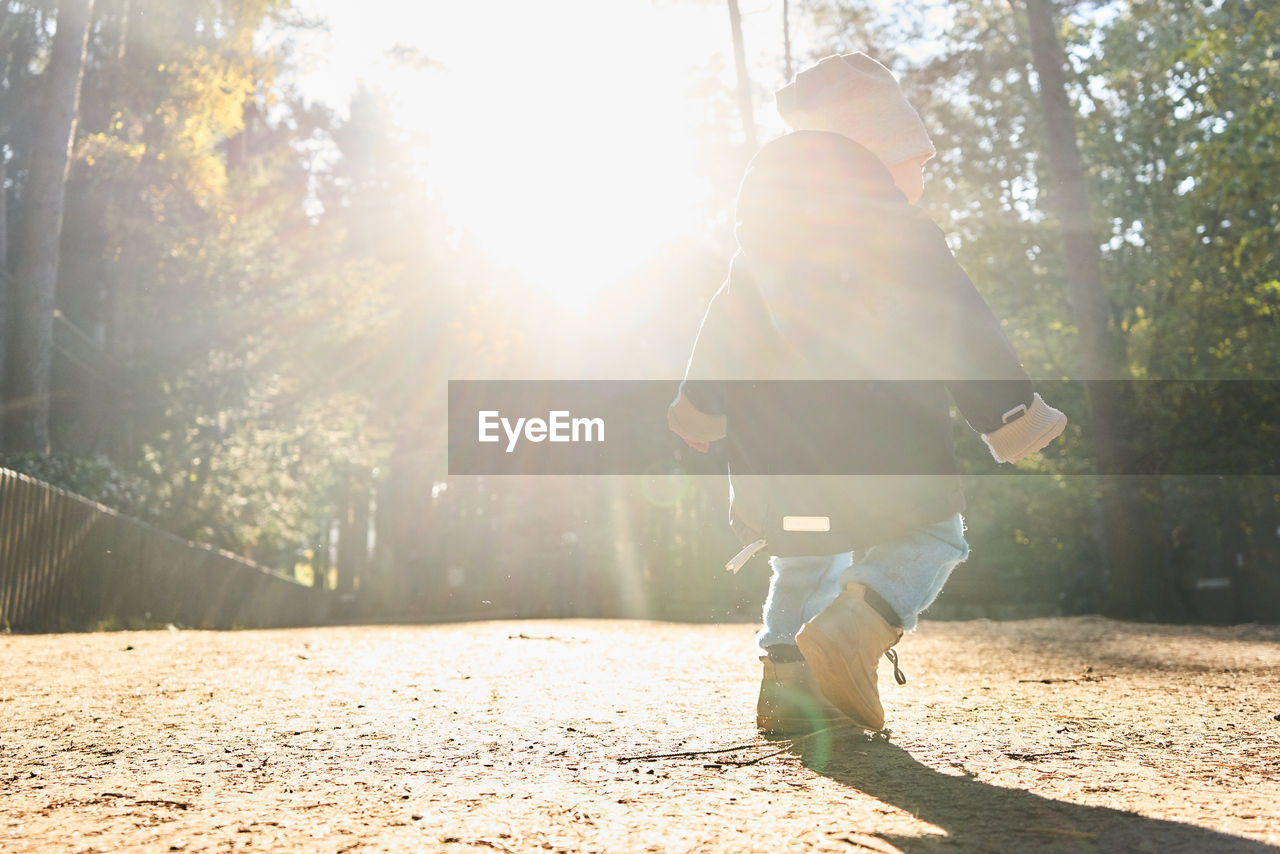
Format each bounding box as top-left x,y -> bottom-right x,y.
0,467 -> 329,631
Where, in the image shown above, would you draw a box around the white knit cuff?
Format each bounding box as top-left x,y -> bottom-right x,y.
668,391 -> 727,445
981,393 -> 1067,464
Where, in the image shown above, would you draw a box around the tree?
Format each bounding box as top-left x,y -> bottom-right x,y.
726,0 -> 758,151
0,148 -> 9,441
1019,0 -> 1168,617
6,0 -> 94,454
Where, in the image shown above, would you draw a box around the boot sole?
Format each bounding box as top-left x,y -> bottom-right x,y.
756,694 -> 836,736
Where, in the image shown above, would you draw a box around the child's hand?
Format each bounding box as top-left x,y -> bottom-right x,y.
981,393 -> 1067,463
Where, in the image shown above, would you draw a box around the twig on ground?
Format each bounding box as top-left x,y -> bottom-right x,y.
132,799 -> 191,810
615,741 -> 776,763
1018,677 -> 1109,683
1004,746 -> 1089,761
507,633 -> 580,643
717,746 -> 795,767
1019,668 -> 1111,684
615,721 -> 866,764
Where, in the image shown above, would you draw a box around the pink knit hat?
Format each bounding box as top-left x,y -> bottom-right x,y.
775,53 -> 935,166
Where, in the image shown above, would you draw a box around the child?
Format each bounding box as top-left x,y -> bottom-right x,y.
668,54 -> 1066,735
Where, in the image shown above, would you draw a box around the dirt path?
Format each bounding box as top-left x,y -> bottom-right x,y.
2,617 -> 1279,853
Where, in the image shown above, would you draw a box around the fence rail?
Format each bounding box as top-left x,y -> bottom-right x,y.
0,467 -> 328,631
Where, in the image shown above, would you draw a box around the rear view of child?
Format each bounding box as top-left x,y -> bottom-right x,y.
668,54 -> 1067,735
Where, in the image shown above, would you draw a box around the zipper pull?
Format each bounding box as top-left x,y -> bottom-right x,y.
724,539 -> 768,574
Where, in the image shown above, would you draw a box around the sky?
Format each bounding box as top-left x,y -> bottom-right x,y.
288,0 -> 801,309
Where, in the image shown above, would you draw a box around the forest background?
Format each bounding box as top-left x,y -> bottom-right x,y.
1,0 -> 1277,625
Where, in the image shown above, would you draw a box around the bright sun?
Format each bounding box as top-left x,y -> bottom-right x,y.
294,0 -> 759,309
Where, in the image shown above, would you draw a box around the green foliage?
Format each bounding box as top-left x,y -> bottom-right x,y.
4,0 -> 378,566
1080,0 -> 1280,381
0,451 -> 153,518
952,474 -> 1104,612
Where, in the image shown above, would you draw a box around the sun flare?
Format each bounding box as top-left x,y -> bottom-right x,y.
296,0 -> 747,309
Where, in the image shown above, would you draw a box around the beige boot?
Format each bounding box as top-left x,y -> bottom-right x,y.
795,583 -> 904,732
756,653 -> 843,735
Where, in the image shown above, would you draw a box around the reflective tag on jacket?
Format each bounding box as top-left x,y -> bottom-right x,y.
782,515 -> 831,532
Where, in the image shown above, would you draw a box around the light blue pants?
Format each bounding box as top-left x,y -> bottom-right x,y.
757,513 -> 969,649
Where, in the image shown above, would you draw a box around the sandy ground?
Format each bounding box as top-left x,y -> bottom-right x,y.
2,617 -> 1279,853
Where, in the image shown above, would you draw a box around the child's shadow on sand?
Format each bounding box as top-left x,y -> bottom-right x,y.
795,732 -> 1276,853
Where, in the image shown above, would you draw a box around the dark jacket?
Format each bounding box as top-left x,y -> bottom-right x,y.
674,132 -> 1034,554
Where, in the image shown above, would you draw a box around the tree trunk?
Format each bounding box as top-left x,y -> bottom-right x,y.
726,0 -> 758,152
335,466 -> 370,597
0,152 -> 9,444
7,0 -> 95,455
334,475 -> 354,594
782,0 -> 793,83
1022,0 -> 1167,618
113,0 -> 130,61
349,471 -> 371,593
